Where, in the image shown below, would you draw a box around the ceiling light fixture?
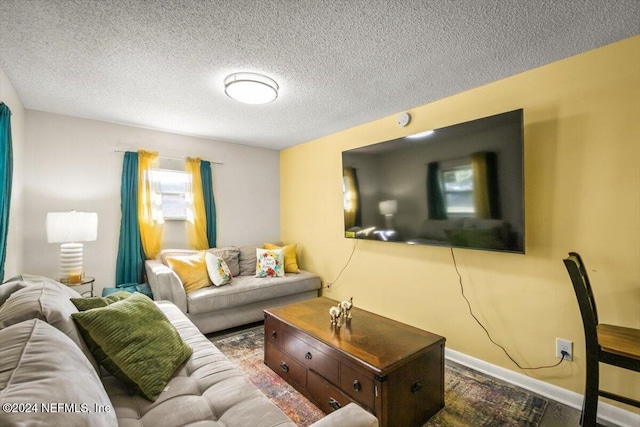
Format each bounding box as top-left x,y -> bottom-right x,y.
224,72 -> 279,104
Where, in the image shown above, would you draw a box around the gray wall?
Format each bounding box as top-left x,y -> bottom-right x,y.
23,110 -> 280,295
0,66 -> 25,279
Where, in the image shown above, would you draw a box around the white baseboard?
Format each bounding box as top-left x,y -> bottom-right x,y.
445,348 -> 640,427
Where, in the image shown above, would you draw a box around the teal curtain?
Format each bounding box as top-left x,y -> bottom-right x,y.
427,162 -> 447,220
0,103 -> 13,282
115,151 -> 145,285
200,160 -> 217,248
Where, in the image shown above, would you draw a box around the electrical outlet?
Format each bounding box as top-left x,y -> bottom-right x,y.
556,338 -> 573,361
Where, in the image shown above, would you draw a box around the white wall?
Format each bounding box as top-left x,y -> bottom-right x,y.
0,67 -> 25,280
24,110 -> 280,295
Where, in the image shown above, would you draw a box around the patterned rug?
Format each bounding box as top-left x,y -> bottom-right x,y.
211,327 -> 548,427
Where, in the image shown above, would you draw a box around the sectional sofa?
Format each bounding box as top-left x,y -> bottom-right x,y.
145,245 -> 322,333
0,275 -> 377,427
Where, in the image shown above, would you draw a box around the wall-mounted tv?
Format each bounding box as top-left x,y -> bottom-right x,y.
342,109 -> 524,253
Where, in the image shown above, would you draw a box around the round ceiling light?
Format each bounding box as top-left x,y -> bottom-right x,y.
224,72 -> 279,104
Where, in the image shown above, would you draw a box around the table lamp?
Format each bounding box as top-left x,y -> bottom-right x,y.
379,200 -> 398,229
46,211 -> 98,284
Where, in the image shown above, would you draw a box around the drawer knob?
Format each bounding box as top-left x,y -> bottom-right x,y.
328,397 -> 341,411
411,380 -> 423,394
271,331 -> 277,339
280,361 -> 289,373
353,380 -> 362,392
305,352 -> 313,360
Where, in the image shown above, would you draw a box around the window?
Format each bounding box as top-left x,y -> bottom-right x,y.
441,165 -> 474,216
150,169 -> 192,220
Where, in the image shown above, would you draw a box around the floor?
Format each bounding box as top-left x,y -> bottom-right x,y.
538,400 -> 582,426
208,322 -> 619,427
538,400 -> 618,427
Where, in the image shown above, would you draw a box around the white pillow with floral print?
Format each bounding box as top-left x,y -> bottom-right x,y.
255,248 -> 285,278
205,252 -> 233,286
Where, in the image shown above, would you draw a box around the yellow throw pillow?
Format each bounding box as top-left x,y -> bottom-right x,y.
165,252 -> 211,292
264,243 -> 299,273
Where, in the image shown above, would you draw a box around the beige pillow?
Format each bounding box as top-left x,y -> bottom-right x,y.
0,281 -> 99,372
165,252 -> 211,292
0,319 -> 117,426
238,244 -> 259,276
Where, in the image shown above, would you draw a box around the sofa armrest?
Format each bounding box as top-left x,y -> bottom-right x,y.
309,403 -> 378,427
144,260 -> 188,313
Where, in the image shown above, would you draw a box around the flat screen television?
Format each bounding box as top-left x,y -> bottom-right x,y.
342,109 -> 524,253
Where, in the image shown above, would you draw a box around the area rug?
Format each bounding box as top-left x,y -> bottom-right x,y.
211,327 -> 548,427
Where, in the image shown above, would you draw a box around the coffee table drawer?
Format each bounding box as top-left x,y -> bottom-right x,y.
264,314 -> 285,349
307,370 -> 355,415
265,343 -> 306,388
284,334 -> 339,385
340,363 -> 375,409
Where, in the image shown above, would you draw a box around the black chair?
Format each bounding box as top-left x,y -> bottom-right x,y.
563,252 -> 640,426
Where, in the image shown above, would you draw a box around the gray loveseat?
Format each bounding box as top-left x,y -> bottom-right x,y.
145,245 -> 321,334
0,275 -> 377,427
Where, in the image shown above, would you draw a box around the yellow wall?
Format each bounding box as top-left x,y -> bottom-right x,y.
280,36 -> 640,406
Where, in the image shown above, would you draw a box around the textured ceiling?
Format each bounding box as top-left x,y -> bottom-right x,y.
0,1 -> 638,150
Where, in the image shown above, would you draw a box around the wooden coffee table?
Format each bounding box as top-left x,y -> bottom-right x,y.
264,297 -> 445,426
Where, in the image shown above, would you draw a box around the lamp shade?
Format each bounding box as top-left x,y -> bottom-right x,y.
379,200 -> 398,216
46,212 -> 98,243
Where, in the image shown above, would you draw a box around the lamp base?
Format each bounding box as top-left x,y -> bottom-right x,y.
60,272 -> 84,285
59,242 -> 84,284
384,214 -> 394,229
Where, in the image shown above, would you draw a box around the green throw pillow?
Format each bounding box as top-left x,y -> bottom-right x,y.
464,227 -> 508,250
445,227 -> 507,250
71,290 -> 132,311
71,293 -> 192,401
445,228 -> 468,247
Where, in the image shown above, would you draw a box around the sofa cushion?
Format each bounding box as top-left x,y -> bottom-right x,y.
446,226 -> 508,250
0,319 -> 117,427
419,219 -> 465,241
256,248 -> 285,278
101,301 -> 295,427
72,293 -> 193,402
206,246 -> 240,277
158,247 -> 241,278
238,244 -> 259,276
0,281 -> 30,306
238,242 -> 283,276
0,281 -> 99,372
205,253 -> 233,286
186,271 -> 321,315
71,290 -> 132,311
264,243 -> 300,273
462,218 -> 511,244
157,248 -> 199,264
0,274 -> 62,305
165,251 -> 212,292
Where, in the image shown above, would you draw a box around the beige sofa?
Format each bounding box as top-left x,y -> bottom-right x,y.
145,245 -> 322,334
0,276 -> 378,427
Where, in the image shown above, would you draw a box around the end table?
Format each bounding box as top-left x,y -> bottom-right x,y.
65,276 -> 95,297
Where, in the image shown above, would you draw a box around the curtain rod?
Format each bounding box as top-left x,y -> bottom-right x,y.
113,149 -> 223,165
